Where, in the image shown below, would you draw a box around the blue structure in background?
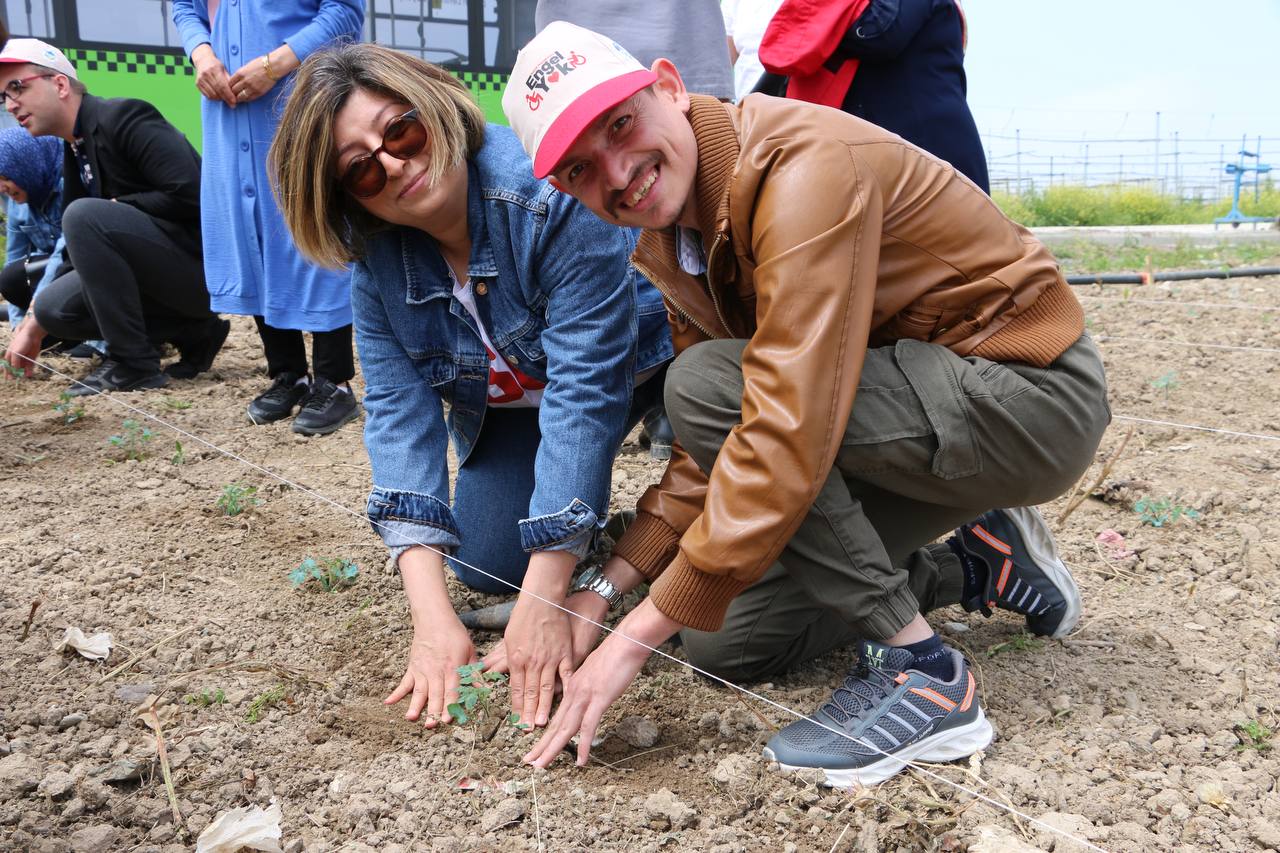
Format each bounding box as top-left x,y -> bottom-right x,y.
1215,147 -> 1273,229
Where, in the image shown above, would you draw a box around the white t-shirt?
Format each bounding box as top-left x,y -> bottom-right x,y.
453,277 -> 546,408
721,0 -> 786,101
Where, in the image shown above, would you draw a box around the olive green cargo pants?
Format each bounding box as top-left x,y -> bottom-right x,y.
666,334 -> 1110,681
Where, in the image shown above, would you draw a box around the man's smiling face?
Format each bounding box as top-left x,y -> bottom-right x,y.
548,61 -> 699,231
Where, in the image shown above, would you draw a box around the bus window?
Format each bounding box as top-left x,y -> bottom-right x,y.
76,0 -> 180,48
4,0 -> 56,39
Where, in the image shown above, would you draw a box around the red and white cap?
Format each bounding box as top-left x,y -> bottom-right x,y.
0,38 -> 78,80
502,21 -> 655,179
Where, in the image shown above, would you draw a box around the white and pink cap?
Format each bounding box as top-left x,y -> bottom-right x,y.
0,38 -> 78,80
502,21 -> 655,179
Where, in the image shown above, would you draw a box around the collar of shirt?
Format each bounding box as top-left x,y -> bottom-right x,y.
676,226 -> 708,275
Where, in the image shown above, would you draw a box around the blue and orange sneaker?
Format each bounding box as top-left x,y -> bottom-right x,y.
763,641 -> 993,787
952,507 -> 1081,639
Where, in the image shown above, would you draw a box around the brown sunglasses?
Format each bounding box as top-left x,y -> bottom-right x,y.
340,108 -> 428,198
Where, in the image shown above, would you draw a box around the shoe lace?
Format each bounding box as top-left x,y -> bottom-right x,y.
820,663 -> 896,725
298,380 -> 335,412
260,375 -> 302,404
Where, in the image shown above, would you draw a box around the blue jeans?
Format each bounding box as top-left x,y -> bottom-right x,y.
449,367 -> 667,593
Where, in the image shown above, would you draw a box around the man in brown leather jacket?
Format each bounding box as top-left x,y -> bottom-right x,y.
502,22 -> 1109,785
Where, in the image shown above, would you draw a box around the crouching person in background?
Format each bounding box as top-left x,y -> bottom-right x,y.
0,39 -> 225,393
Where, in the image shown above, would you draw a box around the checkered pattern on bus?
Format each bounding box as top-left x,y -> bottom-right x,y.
66,49 -> 194,78
455,70 -> 509,93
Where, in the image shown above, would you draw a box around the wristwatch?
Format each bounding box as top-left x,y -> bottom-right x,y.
570,567 -> 623,610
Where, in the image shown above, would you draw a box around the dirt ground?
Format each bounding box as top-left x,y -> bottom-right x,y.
1,263 -> 1279,853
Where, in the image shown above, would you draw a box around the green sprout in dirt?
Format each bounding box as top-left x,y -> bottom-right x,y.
170,440 -> 186,465
986,633 -> 1044,658
107,418 -> 154,460
246,684 -> 288,723
289,556 -> 359,592
216,482 -> 261,516
1150,371 -> 1179,403
1234,720 -> 1273,753
161,397 -> 193,411
184,688 -> 226,708
1133,496 -> 1199,528
446,662 -> 514,726
52,391 -> 85,425
1,360 -> 23,378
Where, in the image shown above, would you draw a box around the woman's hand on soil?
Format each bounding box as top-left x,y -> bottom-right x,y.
565,590 -> 608,666
191,44 -> 236,108
523,599 -> 680,769
3,316 -> 44,378
523,630 -> 649,768
383,620 -> 475,728
502,595 -> 574,728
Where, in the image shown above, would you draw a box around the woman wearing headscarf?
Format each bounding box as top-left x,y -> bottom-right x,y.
0,127 -> 66,328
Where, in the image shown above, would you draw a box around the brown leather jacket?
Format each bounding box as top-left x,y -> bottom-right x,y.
613,94 -> 1083,632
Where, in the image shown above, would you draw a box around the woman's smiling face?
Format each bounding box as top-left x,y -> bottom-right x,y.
332,88 -> 466,232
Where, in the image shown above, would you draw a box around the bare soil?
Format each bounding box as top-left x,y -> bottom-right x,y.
1,268 -> 1279,853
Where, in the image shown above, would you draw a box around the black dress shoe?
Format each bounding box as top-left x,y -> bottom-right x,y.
291,378 -> 360,436
66,360 -> 169,397
247,372 -> 308,424
165,317 -> 231,379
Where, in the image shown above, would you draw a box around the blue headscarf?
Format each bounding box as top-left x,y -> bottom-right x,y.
0,128 -> 64,209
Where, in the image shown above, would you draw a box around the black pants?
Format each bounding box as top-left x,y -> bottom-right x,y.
254,316 -> 354,384
0,259 -> 34,313
32,198 -> 211,373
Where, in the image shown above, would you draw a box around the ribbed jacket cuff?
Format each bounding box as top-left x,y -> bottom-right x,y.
972,277 -> 1083,368
611,512 -> 681,581
649,551 -> 753,633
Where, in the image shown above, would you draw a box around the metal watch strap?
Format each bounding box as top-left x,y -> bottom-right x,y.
571,567 -> 623,610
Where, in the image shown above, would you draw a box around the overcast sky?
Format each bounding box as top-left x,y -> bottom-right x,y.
960,0 -> 1278,191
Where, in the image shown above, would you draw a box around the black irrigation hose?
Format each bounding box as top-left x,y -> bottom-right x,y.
1067,266 -> 1280,285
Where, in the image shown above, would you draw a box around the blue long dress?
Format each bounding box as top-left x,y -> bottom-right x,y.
172,0 -> 364,331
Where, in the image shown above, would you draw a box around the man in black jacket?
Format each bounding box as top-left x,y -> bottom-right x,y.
0,38 -> 227,394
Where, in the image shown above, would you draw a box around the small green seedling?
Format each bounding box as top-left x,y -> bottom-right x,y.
184,688 -> 226,708
986,634 -> 1043,658
1234,720 -> 1272,752
1,360 -> 23,378
1150,371 -> 1179,403
161,397 -> 193,411
52,391 -> 85,425
107,418 -> 153,460
245,684 -> 287,723
171,440 -> 186,465
1133,496 -> 1199,528
216,482 -> 261,516
447,662 -> 509,725
289,556 -> 359,592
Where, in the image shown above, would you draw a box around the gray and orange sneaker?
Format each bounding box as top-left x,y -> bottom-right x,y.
763,641 -> 993,787
953,507 -> 1081,639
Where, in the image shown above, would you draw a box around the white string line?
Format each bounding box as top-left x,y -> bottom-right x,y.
1112,415 -> 1280,442
11,353 -> 1108,852
1096,335 -> 1280,355
1078,295 -> 1280,312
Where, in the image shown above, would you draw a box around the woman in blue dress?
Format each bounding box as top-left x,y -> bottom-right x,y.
172,0 -> 364,434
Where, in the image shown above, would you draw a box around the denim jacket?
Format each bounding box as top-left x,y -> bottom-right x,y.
5,185 -> 65,325
354,125 -> 672,559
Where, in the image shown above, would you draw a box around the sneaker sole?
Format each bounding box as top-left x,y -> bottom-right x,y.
1000,507 -> 1081,639
290,404 -> 360,436
763,709 -> 995,788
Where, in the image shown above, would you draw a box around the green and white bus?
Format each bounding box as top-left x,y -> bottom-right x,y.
0,1 -> 534,148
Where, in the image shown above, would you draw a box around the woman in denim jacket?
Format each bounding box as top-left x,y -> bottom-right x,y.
0,128 -> 65,327
273,44 -> 672,731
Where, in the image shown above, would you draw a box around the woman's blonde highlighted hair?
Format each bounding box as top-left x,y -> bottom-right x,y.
270,43 -> 486,268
